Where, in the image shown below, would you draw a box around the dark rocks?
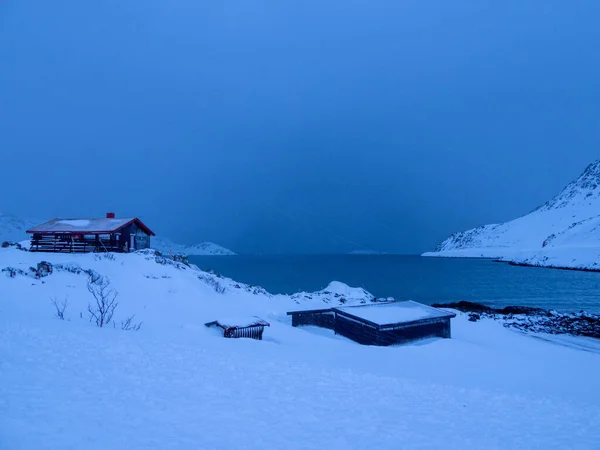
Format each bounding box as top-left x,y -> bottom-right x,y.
2,267 -> 25,278
499,305 -> 549,316
28,261 -> 53,278
1,241 -> 27,251
3,261 -> 96,280
172,254 -> 190,266
432,301 -> 495,314
36,261 -> 53,277
433,301 -> 600,339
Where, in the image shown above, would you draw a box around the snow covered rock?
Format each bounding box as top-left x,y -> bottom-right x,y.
434,301 -> 600,338
424,160 -> 600,270
289,281 -> 377,306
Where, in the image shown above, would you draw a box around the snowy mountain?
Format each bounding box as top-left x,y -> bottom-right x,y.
424,160 -> 600,270
0,212 -> 235,256
152,236 -> 236,256
2,246 -> 600,448
0,212 -> 38,244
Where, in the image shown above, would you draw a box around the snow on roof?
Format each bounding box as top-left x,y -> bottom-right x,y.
57,219 -> 91,227
205,317 -> 270,329
26,218 -> 155,236
334,301 -> 455,326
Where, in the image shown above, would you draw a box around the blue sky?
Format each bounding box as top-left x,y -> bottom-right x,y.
1,1 -> 599,253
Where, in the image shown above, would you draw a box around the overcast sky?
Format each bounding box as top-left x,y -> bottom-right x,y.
1,1 -> 599,254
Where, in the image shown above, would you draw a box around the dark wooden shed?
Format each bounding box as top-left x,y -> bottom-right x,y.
26,213 -> 155,253
205,317 -> 270,340
287,301 -> 456,346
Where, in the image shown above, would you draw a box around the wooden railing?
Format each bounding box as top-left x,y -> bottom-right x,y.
30,236 -> 123,253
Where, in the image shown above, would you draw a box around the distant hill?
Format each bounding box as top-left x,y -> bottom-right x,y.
423,160 -> 600,270
152,236 -> 236,256
0,213 -> 235,256
0,213 -> 38,244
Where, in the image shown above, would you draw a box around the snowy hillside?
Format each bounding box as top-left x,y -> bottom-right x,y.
424,160 -> 600,270
2,247 -> 600,448
0,212 -> 38,244
152,236 -> 236,256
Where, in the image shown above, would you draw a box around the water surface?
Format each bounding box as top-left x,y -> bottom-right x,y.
189,255 -> 600,313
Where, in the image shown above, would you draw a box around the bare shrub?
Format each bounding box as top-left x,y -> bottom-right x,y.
94,253 -> 116,262
198,273 -> 226,294
51,297 -> 68,320
121,315 -> 142,331
87,273 -> 118,327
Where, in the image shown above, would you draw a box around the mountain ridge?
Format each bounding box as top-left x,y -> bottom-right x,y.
424,160 -> 600,270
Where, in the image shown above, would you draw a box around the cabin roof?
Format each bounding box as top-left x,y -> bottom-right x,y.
333,301 -> 456,327
26,218 -> 156,236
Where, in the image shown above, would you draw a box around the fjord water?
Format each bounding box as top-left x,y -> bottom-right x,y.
190,255 -> 600,313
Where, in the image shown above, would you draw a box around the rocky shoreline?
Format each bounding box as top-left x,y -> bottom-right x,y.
504,260 -> 600,273
433,301 -> 600,339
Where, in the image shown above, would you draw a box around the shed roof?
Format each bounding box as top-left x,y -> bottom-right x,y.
205,317 -> 270,329
26,218 -> 155,236
333,301 -> 455,327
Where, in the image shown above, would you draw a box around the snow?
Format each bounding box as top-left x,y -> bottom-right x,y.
335,301 -> 452,325
424,160 -> 600,270
28,217 -> 138,233
323,281 -> 371,299
208,316 -> 268,328
2,247 -> 600,448
56,219 -> 91,227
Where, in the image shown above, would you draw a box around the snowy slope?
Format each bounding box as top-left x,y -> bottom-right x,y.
424,160 -> 600,269
2,248 -> 600,448
0,212 -> 37,244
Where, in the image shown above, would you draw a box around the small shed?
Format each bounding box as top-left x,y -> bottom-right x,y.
287,301 -> 456,346
205,317 -> 270,340
27,213 -> 155,253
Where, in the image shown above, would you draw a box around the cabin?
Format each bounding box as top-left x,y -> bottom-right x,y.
287,301 -> 456,346
26,213 -> 155,253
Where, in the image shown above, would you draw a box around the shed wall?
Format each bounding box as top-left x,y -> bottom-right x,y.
377,318 -> 451,346
334,315 -> 379,345
291,311 -> 335,329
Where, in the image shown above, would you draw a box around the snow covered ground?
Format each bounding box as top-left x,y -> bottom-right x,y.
424,160 -> 600,271
2,248 -> 600,449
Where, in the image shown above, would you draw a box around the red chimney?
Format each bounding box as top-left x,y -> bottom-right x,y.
106,212 -> 115,219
